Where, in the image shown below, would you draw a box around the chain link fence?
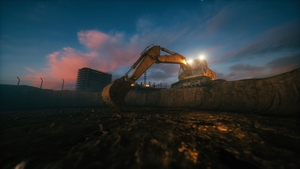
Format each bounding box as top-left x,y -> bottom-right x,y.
0,76 -> 76,91
0,76 -> 172,91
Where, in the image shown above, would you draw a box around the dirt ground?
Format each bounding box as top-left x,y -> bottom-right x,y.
0,108 -> 299,169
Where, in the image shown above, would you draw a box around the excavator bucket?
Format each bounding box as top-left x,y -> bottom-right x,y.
101,78 -> 131,111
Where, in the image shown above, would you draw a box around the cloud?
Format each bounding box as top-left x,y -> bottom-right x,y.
215,64 -> 262,81
265,53 -> 300,75
145,64 -> 179,83
25,20 -> 300,89
23,48 -> 94,89
78,30 -> 109,51
24,11 -> 203,90
24,28 -> 187,90
235,21 -> 300,57
205,3 -> 240,34
216,54 -> 300,81
230,64 -> 263,72
226,64 -> 264,80
214,20 -> 300,64
24,30 -> 137,90
23,2 -> 300,89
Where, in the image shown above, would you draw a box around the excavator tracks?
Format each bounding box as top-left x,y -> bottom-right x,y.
171,76 -> 213,88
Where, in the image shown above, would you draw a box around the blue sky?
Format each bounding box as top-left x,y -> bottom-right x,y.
1,0 -> 299,90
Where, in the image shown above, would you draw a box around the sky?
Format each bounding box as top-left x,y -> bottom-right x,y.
0,0 -> 300,90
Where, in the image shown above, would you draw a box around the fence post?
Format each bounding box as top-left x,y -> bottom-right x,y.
40,78 -> 43,89
62,79 -> 64,91
17,77 -> 20,85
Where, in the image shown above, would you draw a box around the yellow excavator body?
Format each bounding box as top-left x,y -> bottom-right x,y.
101,45 -> 216,111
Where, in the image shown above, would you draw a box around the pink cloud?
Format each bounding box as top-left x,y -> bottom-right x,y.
24,30 -> 143,90
78,30 -> 109,51
25,67 -> 39,75
24,17 -> 203,90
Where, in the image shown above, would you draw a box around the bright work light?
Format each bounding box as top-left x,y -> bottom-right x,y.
199,54 -> 205,60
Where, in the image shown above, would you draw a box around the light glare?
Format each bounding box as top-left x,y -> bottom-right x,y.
199,54 -> 205,60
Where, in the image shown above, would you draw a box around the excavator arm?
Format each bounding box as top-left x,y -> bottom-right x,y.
124,45 -> 192,84
101,45 -> 192,111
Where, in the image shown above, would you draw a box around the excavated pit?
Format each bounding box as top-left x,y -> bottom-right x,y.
1,69 -> 300,168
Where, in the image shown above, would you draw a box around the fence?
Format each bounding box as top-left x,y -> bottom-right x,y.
0,76 -> 172,91
0,76 -> 76,91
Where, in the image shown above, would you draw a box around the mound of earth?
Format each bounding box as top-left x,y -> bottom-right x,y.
125,68 -> 300,115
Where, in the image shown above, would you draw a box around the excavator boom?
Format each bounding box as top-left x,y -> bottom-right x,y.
124,45 -> 191,84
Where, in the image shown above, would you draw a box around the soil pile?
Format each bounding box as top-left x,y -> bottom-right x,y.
126,68 -> 300,115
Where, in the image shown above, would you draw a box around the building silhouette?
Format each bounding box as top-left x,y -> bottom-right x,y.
75,67 -> 112,92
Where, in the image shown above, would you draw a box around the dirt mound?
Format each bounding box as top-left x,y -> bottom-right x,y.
126,68 -> 300,115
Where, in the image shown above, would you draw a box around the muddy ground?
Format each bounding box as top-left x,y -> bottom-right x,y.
0,108 -> 299,169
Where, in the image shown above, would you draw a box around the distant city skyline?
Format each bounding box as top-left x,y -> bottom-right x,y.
1,0 -> 299,90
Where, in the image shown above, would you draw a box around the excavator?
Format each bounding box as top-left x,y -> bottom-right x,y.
101,45 -> 216,111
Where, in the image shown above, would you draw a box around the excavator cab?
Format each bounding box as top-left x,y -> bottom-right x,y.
178,58 -> 210,80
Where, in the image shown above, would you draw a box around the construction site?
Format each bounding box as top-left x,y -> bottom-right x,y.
0,45 -> 299,169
